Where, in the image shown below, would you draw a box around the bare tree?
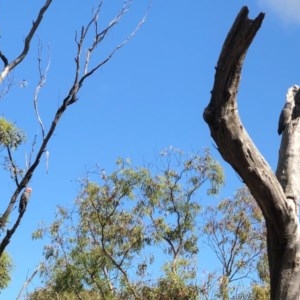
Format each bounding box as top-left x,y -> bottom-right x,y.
204,6 -> 300,299
202,187 -> 266,299
0,0 -> 149,257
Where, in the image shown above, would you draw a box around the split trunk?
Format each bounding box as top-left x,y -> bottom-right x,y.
203,7 -> 300,299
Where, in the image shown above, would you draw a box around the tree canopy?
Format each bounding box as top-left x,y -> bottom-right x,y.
26,148 -> 268,299
30,148 -> 224,299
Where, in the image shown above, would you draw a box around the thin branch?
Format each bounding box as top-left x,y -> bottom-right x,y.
73,0 -> 151,105
16,265 -> 41,300
25,134 -> 38,171
98,224 -> 139,300
0,207 -> 25,254
0,87 -> 69,241
83,1 -> 130,75
33,39 -> 51,140
0,51 -> 8,67
6,146 -> 20,186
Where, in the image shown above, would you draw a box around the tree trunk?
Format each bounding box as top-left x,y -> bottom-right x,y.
203,6 -> 300,299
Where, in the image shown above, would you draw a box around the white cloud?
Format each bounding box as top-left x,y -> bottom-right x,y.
259,0 -> 300,24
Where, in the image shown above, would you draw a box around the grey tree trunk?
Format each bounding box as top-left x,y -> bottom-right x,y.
203,6 -> 300,299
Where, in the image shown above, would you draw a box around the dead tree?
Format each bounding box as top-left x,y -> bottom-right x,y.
203,6 -> 300,299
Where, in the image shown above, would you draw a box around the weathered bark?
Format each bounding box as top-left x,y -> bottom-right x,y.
276,85 -> 300,202
203,6 -> 300,299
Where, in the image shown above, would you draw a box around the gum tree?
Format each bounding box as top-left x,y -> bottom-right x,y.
30,148 -> 224,299
204,6 -> 300,299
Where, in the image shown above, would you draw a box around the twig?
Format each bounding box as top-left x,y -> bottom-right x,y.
16,265 -> 41,300
6,147 -> 20,186
33,39 -> 51,140
78,0 -> 151,92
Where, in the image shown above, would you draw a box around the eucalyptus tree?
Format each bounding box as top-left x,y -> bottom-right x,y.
30,148 -> 223,299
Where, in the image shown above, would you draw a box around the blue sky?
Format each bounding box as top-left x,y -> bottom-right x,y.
2,0 -> 300,298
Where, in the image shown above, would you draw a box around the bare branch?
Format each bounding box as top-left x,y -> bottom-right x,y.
0,0 -> 53,83
83,1 -> 130,75
25,134 -> 38,171
0,51 -> 8,67
80,5 -> 150,88
0,207 -> 26,253
45,150 -> 50,173
16,265 -> 40,300
33,39 -> 51,140
0,77 -> 81,233
6,146 -> 20,186
72,0 -> 151,106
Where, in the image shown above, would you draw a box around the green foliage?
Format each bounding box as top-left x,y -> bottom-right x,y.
0,117 -> 25,149
141,275 -> 199,300
250,284 -> 270,300
53,263 -> 84,294
0,252 -> 13,292
28,288 -> 104,300
30,148 -> 224,299
29,151 -> 270,299
0,117 -> 26,179
249,252 -> 270,299
256,252 -> 270,285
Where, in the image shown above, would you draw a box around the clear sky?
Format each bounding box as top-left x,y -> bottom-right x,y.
2,0 -> 300,298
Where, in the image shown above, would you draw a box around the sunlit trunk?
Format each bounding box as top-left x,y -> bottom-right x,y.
203,6 -> 300,299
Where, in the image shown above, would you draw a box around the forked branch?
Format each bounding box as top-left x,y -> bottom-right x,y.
203,7 -> 291,233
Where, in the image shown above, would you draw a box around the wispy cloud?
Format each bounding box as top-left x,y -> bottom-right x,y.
259,0 -> 300,24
